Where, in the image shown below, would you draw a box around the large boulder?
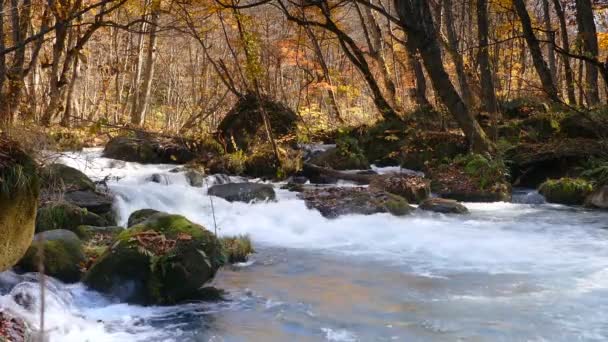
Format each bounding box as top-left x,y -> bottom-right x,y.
83,213 -> 224,305
127,209 -> 161,227
218,94 -> 298,152
299,187 -> 413,218
36,202 -> 109,235
104,134 -> 223,164
0,138 -> 39,272
16,230 -> 85,283
538,178 -> 594,205
208,183 -> 276,203
40,163 -> 95,192
506,138 -> 604,188
63,190 -> 113,215
369,174 -> 430,204
585,185 -> 608,209
309,147 -> 369,170
419,198 -> 468,214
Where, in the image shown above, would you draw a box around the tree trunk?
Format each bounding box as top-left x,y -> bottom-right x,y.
512,0 -> 560,102
552,0 -> 577,104
403,34 -> 430,108
443,0 -> 473,109
303,26 -> 344,123
476,0 -> 498,115
394,0 -> 493,153
575,0 -> 600,106
131,3 -> 159,126
542,0 -> 556,82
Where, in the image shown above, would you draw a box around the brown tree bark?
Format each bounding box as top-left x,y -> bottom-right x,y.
394,0 -> 493,153
552,0 -> 577,104
575,0 -> 600,106
512,0 -> 560,102
443,0 -> 473,109
476,0 -> 498,115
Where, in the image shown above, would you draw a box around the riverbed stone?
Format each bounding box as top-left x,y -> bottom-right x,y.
36,202 -> 109,235
0,140 -> 39,272
419,198 -> 468,214
208,183 -> 276,203
40,163 -> 95,192
538,178 -> 593,205
16,230 -> 85,283
299,187 -> 413,218
83,212 -> 224,305
369,174 -> 430,204
585,185 -> 608,209
63,190 -> 113,215
127,209 -> 161,227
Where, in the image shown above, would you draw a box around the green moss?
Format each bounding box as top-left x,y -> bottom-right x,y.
18,237 -> 84,283
383,194 -> 412,216
127,209 -> 160,227
36,202 -> 108,235
539,178 -> 594,205
0,141 -> 39,271
220,235 -> 254,263
454,154 -> 509,190
40,164 -> 94,192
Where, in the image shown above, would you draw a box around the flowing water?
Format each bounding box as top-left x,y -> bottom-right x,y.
1,149 -> 608,341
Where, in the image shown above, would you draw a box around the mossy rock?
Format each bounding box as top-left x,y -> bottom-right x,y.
17,230 -> 85,283
538,178 -> 593,205
83,212 -> 224,305
419,198 -> 468,214
127,209 -> 161,227
103,136 -> 160,163
369,174 -> 430,204
242,145 -> 303,179
208,183 -> 276,203
36,202 -> 108,236
299,187 -> 413,218
309,147 -> 369,170
218,93 -> 298,152
0,138 -> 39,272
220,235 -> 254,264
350,119 -> 408,166
40,163 -> 95,192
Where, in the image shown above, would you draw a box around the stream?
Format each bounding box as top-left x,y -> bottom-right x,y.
1,148 -> 608,341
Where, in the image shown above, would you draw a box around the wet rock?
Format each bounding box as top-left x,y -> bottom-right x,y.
36,202 -> 109,235
127,209 -> 161,227
309,147 -> 369,171
299,187 -> 413,218
208,183 -> 276,203
63,190 -> 113,215
539,178 -> 593,205
419,198 -> 468,214
585,185 -> 608,209
16,230 -> 85,283
369,174 -> 430,204
220,235 -> 254,264
185,170 -> 205,187
104,135 -> 223,165
147,173 -> 170,185
83,212 -> 223,305
0,139 -> 39,272
0,311 -> 28,342
40,163 -> 95,192
218,93 -> 298,152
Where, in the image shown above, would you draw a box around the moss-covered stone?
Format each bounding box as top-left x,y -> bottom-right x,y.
538,178 -> 593,205
127,209 -> 161,227
208,183 -> 276,203
83,212 -> 224,305
40,163 -> 95,192
36,202 -> 108,236
299,187 -> 413,218
0,138 -> 39,272
218,93 -> 298,152
220,235 -> 254,264
309,146 -> 369,170
17,230 -> 85,283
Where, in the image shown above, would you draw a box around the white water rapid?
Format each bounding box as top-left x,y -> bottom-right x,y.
1,148 -> 607,341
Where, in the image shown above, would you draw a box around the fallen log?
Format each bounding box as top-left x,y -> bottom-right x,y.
302,163 -> 375,185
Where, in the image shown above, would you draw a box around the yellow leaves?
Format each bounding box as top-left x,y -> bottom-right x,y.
490,0 -> 513,13
598,32 -> 608,52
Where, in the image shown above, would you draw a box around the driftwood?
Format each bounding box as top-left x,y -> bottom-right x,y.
302,163 -> 375,185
